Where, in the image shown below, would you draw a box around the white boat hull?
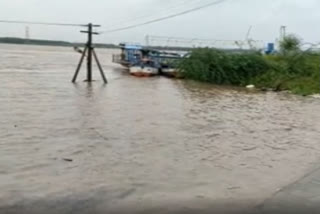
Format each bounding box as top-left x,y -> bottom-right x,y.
129,66 -> 159,77
161,68 -> 179,78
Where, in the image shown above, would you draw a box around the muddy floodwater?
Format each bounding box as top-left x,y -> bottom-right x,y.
1,44 -> 320,213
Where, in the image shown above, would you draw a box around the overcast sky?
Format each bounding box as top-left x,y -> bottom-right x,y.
0,0 -> 320,45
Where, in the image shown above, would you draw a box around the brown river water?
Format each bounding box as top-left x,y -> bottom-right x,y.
0,44 -> 320,213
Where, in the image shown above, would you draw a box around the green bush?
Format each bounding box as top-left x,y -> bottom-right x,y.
179,48 -> 269,86
254,52 -> 319,94
279,34 -> 301,55
179,46 -> 320,95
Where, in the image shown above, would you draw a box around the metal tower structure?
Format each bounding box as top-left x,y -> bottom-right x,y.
144,35 -> 264,50
25,26 -> 30,40
280,26 -> 286,41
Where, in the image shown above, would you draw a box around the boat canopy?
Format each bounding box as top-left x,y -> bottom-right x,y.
119,43 -> 142,50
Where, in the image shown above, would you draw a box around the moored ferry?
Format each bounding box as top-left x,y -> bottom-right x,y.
129,60 -> 159,77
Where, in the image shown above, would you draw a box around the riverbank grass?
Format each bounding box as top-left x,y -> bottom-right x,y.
179,35 -> 320,96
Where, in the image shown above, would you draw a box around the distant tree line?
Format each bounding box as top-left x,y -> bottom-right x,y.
0,37 -> 119,49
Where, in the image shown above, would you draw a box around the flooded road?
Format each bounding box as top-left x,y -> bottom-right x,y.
1,44 -> 320,213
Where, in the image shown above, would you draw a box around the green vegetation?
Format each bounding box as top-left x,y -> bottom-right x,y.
0,37 -> 71,46
279,34 -> 301,54
180,48 -> 268,86
179,35 -> 320,96
0,37 -> 118,49
253,53 -> 319,96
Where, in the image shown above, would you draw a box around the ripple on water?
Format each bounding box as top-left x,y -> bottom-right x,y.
1,44 -> 320,209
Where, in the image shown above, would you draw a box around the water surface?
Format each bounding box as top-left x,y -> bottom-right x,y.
1,44 -> 320,213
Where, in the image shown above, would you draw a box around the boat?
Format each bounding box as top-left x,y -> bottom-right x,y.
160,67 -> 179,78
112,43 -> 142,68
129,65 -> 159,77
157,52 -> 185,78
129,60 -> 159,77
113,43 -> 189,78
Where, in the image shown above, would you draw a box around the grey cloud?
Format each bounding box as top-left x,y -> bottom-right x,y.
0,0 -> 319,44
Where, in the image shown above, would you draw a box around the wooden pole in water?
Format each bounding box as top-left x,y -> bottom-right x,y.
93,49 -> 108,83
72,46 -> 88,83
87,23 -> 93,82
72,23 -> 107,84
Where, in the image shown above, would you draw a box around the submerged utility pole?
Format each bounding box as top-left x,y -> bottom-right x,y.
72,23 -> 108,84
86,23 -> 93,82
